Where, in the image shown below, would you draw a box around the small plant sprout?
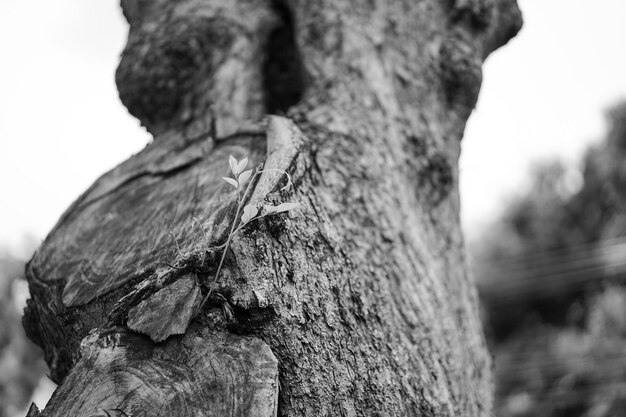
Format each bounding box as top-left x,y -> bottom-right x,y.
201,155 -> 300,307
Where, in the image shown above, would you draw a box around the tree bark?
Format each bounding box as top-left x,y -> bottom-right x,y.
23,0 -> 522,415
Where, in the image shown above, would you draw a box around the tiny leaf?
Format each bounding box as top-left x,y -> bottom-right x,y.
222,177 -> 239,188
241,205 -> 258,224
238,169 -> 253,185
234,157 -> 248,175
228,155 -> 238,174
263,204 -> 278,214
273,202 -> 300,213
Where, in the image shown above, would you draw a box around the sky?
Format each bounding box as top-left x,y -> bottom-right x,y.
1,0 -> 626,256
460,0 -> 626,236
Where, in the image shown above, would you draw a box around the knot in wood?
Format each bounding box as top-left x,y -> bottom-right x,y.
450,0 -> 496,31
439,30 -> 482,116
116,16 -> 237,132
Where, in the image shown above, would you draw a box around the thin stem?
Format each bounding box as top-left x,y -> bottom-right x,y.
191,217 -> 211,247
201,170 -> 260,308
170,231 -> 183,257
230,213 -> 272,236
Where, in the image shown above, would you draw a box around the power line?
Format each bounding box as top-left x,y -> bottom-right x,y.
475,237 -> 626,275
478,261 -> 626,300
472,237 -> 626,302
475,236 -> 626,268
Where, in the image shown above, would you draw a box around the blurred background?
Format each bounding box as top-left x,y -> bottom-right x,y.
1,0 -> 626,416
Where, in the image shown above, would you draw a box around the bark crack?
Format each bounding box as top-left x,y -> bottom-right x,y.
77,157 -> 203,211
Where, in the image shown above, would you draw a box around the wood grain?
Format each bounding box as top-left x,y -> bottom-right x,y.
42,327 -> 278,416
29,132 -> 265,308
127,274 -> 201,342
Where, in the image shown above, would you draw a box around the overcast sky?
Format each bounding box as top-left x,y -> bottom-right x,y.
461,0 -> 626,236
1,0 -> 626,256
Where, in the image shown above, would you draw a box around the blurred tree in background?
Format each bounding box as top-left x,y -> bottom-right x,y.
473,101 -> 626,417
0,246 -> 46,417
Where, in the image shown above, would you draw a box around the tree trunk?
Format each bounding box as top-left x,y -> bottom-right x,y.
23,0 -> 521,415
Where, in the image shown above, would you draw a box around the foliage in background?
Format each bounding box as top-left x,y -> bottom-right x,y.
473,101 -> 626,417
476,101 -> 626,257
494,287 -> 626,417
0,247 -> 46,417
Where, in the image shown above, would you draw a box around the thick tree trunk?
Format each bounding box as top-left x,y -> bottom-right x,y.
23,0 -> 521,415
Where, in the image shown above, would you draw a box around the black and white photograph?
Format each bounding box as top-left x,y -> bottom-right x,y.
1,0 -> 626,415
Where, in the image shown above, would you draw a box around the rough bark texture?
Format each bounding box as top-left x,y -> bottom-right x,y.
24,0 -> 522,415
